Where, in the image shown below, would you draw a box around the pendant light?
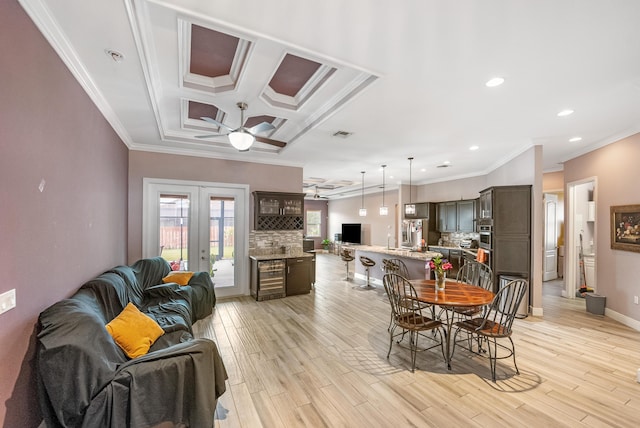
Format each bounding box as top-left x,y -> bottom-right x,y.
359,171 -> 367,216
379,165 -> 388,216
405,157 -> 416,216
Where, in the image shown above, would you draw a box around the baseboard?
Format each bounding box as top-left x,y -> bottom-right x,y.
530,306 -> 543,317
605,308 -> 640,332
353,273 -> 383,287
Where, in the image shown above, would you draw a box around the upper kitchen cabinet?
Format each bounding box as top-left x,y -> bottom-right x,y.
492,186 -> 531,235
436,200 -> 476,232
254,191 -> 305,230
457,199 -> 476,232
478,186 -> 530,234
437,202 -> 457,232
478,190 -> 492,224
404,202 -> 432,219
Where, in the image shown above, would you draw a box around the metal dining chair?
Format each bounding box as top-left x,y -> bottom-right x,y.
452,278 -> 528,382
453,261 -> 494,319
383,273 -> 445,372
382,258 -> 410,278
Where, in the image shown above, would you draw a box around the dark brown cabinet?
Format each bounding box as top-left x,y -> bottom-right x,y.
436,200 -> 476,232
427,246 -> 461,278
404,202 -> 432,219
479,185 -> 531,293
492,186 -> 531,235
253,191 -> 305,230
479,190 -> 492,223
449,249 -> 462,277
286,257 -> 313,296
437,202 -> 458,232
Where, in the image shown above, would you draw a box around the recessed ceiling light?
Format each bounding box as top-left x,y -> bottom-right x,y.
485,77 -> 505,87
557,109 -> 574,117
569,136 -> 582,142
469,145 -> 479,151
421,168 -> 426,172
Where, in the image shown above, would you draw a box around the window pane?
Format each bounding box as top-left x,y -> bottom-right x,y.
159,195 -> 189,270
307,210 -> 321,224
210,197 -> 235,287
307,225 -> 319,237
306,210 -> 321,237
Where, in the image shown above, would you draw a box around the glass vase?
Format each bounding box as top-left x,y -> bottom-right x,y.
435,271 -> 446,291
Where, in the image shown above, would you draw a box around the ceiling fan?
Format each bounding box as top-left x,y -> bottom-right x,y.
196,102 -> 286,151
312,185 -> 329,199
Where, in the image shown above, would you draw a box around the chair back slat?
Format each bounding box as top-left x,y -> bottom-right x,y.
457,261 -> 493,291
382,258 -> 410,279
481,279 -> 528,335
383,273 -> 424,323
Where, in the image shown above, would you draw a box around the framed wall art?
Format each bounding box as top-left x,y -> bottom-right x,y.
610,204 -> 640,253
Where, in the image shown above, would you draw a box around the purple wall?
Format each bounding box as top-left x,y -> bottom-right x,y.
0,2 -> 129,426
303,199 -> 329,248
564,134 -> 640,322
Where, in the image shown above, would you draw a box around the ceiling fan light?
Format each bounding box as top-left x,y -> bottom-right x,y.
228,130 -> 255,151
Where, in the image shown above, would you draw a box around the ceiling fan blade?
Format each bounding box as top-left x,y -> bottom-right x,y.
200,116 -> 234,132
255,136 -> 287,148
248,121 -> 275,135
194,134 -> 221,139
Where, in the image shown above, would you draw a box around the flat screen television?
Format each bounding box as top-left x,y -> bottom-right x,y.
341,223 -> 362,244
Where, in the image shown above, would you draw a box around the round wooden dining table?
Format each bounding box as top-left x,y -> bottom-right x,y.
409,279 -> 495,369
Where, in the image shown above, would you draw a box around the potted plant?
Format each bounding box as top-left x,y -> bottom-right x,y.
321,239 -> 331,250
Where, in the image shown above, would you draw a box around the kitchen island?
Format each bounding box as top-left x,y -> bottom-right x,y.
344,245 -> 442,286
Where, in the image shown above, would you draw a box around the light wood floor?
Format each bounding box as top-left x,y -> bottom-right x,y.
194,253 -> 640,427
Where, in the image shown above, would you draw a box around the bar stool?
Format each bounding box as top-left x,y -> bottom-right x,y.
340,249 -> 355,281
359,256 -> 376,289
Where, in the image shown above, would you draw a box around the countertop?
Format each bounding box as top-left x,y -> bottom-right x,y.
350,245 -> 441,261
250,251 -> 315,261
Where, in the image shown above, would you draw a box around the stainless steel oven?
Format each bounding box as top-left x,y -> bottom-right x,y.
478,224 -> 492,249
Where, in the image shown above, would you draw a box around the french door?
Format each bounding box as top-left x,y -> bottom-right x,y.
143,178 -> 249,298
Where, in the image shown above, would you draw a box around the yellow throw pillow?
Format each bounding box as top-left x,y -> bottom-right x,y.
105,302 -> 164,358
162,271 -> 194,286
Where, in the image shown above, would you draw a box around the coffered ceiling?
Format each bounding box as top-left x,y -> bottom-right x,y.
20,0 -> 640,199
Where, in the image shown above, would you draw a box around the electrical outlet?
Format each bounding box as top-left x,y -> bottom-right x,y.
0,289 -> 16,315
634,296 -> 639,305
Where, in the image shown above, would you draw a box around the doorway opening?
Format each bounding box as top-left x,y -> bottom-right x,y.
144,179 -> 249,298
565,178 -> 597,299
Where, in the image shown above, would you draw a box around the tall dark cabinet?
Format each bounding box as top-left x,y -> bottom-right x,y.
479,185 -> 531,293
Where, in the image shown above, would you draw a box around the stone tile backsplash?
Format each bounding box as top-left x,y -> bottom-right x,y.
249,230 -> 304,255
439,232 -> 480,247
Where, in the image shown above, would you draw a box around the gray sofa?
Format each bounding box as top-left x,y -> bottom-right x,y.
37,257 -> 227,428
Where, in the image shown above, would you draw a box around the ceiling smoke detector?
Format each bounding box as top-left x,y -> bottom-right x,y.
332,130 -> 353,138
